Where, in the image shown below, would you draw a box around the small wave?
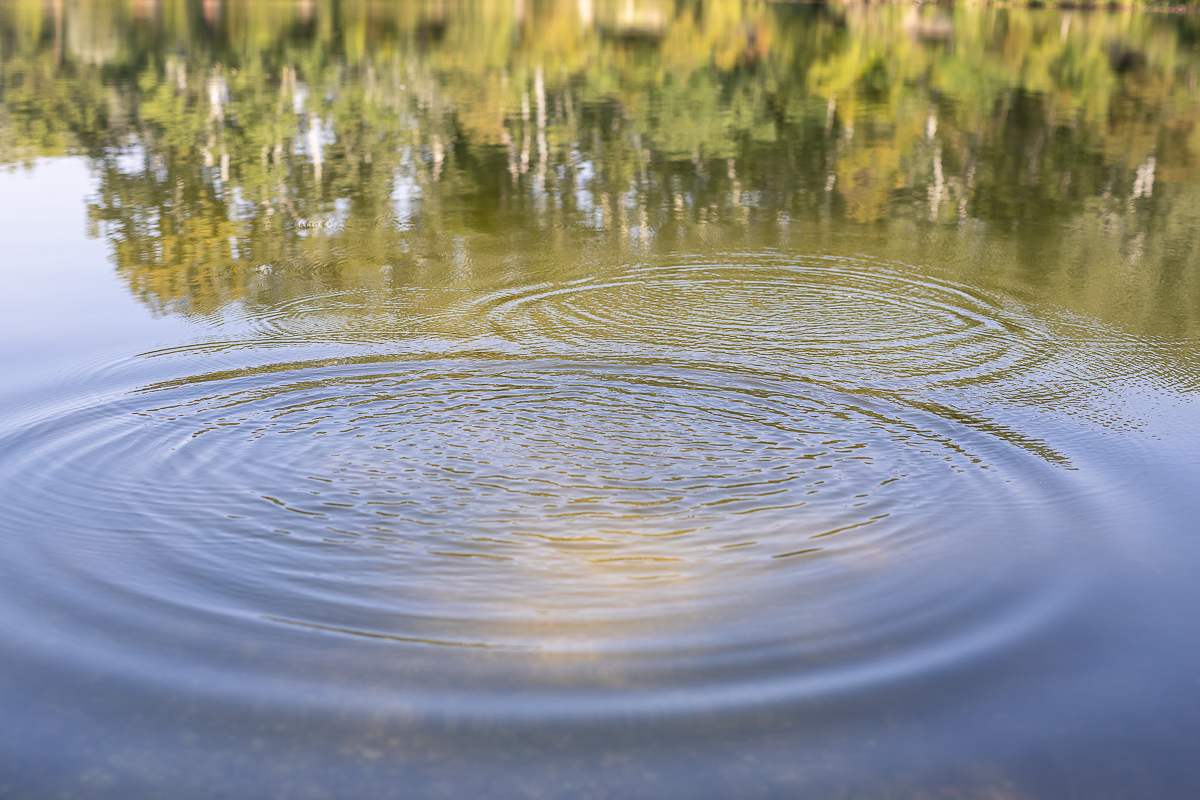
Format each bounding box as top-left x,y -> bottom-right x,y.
0,351 -> 1093,719
473,255 -> 1055,393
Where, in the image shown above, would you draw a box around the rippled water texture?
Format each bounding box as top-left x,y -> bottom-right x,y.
3,2 -> 1200,798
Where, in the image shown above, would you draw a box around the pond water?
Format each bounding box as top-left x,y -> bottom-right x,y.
2,1 -> 1200,797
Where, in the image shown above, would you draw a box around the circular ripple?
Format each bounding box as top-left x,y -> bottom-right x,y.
477,255 -> 1053,391
176,286 -> 481,356
0,353 -> 1088,719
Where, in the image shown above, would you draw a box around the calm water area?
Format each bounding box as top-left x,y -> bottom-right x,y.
1,1 -> 1200,796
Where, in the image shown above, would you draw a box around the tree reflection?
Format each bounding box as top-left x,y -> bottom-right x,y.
1,0 -> 1197,337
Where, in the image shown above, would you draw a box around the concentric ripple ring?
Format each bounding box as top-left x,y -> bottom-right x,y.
476,254 -> 1053,392
0,350 -> 1093,720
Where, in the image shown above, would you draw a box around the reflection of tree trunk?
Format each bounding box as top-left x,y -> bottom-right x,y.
1132,156 -> 1156,200
521,92 -> 531,175
928,112 -> 944,222
930,144 -> 944,222
431,135 -> 444,182
501,128 -> 518,183
535,66 -> 547,194
53,0 -> 63,66
308,113 -> 324,183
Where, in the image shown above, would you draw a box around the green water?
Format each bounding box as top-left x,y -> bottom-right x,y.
1,2 -> 1199,797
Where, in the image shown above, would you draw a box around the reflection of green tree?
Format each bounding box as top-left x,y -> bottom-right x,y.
0,0 -> 1197,338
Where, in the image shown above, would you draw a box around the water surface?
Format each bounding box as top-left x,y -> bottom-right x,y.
2,2 -> 1200,797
